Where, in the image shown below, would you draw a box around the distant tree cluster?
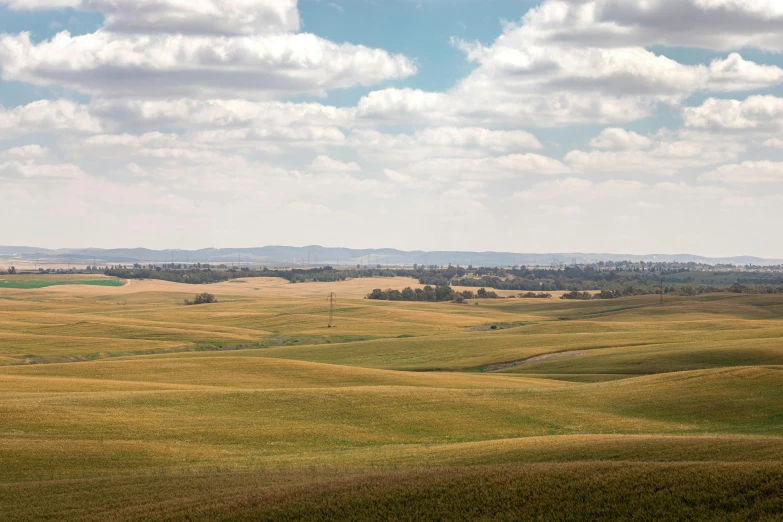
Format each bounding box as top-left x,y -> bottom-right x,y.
727,283 -> 783,295
105,266 -> 353,285
101,263 -> 783,300
184,293 -> 217,305
366,286 -> 498,302
7,266 -> 16,274
516,292 -> 552,299
560,291 -> 594,300
367,286 -> 455,302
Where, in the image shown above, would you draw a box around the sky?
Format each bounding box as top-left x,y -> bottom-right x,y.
1,0 -> 783,257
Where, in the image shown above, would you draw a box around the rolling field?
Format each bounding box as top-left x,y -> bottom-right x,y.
0,276 -> 782,520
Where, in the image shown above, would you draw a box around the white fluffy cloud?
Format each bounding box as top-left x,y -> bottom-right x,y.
683,96 -> 783,133
567,128 -> 744,175
2,0 -> 783,254
0,31 -> 417,99
350,127 -> 542,162
0,100 -> 102,137
701,161 -> 783,182
520,0 -> 783,52
0,160 -> 86,180
706,53 -> 783,92
0,144 -> 49,159
351,5 -> 781,128
589,128 -> 651,150
406,154 -> 570,181
1,0 -> 300,35
310,155 -> 361,173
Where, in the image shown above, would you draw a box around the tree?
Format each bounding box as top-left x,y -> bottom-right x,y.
185,293 -> 217,305
7,266 -> 16,274
367,289 -> 387,300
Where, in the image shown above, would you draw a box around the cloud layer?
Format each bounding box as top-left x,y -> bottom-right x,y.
0,0 -> 782,255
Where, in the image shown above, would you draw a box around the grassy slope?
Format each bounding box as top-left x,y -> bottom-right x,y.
0,280 -> 125,289
1,364 -> 781,482
1,279 -> 782,520
4,462 -> 782,521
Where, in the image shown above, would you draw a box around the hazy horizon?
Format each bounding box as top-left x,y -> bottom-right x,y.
3,244 -> 782,267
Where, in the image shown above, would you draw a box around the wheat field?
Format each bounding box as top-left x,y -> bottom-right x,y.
0,276 -> 781,520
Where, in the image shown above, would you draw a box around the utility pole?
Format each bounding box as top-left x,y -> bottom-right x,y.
327,293 -> 336,328
660,277 -> 664,306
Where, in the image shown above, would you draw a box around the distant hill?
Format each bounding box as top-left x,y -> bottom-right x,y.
1,245 -> 781,267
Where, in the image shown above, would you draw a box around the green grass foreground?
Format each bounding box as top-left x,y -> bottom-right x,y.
0,277 -> 782,520
0,279 -> 124,289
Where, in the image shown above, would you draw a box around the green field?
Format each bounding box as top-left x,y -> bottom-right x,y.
0,275 -> 125,289
0,277 -> 781,520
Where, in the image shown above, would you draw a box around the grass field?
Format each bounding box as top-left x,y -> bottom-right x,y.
0,276 -> 781,520
0,274 -> 125,289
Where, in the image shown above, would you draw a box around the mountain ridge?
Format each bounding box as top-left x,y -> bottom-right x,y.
1,246 -> 780,267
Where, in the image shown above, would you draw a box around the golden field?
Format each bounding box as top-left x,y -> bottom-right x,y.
0,275 -> 781,520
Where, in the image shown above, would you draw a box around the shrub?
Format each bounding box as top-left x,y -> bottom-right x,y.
477,288 -> 499,299
185,293 -> 217,305
560,291 -> 593,300
519,292 -> 552,299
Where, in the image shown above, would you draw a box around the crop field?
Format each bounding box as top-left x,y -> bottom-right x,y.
0,274 -> 127,289
0,275 -> 782,520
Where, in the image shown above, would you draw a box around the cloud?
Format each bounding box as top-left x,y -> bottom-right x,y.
2,0 -> 783,254
382,168 -> 435,190
0,100 -> 102,137
567,129 -> 744,175
589,128 -> 651,150
350,127 -> 542,162
405,127 -> 542,152
0,31 -> 417,99
701,161 -> 783,182
0,0 -> 301,35
90,99 -> 351,129
706,53 -> 783,92
520,0 -> 783,52
0,160 -> 86,180
0,144 -> 49,159
405,153 -> 570,181
310,155 -> 361,173
355,88 -> 655,127
683,95 -> 783,132
354,5 -> 780,128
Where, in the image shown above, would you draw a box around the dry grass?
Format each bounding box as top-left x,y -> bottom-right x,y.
1,277 -> 782,519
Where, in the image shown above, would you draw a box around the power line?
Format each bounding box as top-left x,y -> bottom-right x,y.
327,293 -> 336,328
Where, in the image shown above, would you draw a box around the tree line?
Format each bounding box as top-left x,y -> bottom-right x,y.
366,286 -> 499,302
102,264 -> 783,298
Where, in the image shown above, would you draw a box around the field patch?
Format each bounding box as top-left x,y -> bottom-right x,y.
0,279 -> 125,289
1,284 -> 782,520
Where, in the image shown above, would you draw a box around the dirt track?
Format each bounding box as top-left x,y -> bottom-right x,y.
480,350 -> 587,372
